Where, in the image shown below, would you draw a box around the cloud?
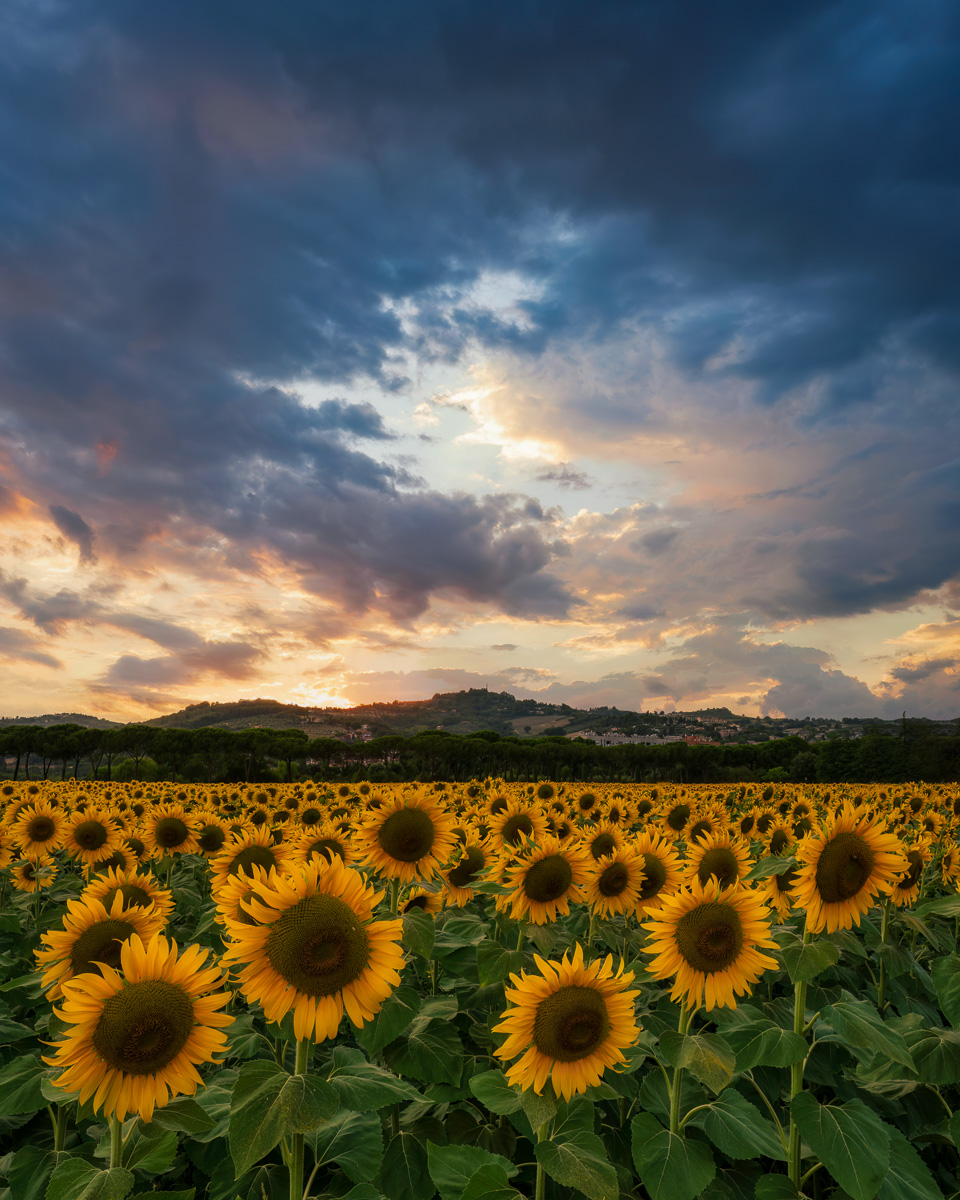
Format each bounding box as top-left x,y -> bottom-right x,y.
0,626 -> 62,670
535,464 -> 593,491
48,505 -> 96,563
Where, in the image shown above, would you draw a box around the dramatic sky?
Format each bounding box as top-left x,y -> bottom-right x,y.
2,0 -> 959,720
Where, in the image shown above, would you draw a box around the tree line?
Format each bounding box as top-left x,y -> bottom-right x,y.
2,723 -> 960,784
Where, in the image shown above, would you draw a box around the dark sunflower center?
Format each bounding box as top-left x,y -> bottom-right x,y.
490,797 -> 508,816
199,826 -> 226,853
739,816 -> 755,836
756,814 -> 774,835
589,833 -> 617,861
301,808 -> 322,826
74,820 -> 109,851
666,805 -> 690,831
92,979 -> 194,1075
774,867 -> 799,895
27,816 -> 55,841
814,832 -> 876,903
689,820 -> 712,843
251,811 -> 268,826
533,985 -> 610,1062
403,896 -> 430,912
21,861 -> 38,880
638,853 -> 667,900
598,862 -> 629,897
265,894 -> 369,996
578,793 -> 597,812
449,845 -> 485,887
103,885 -> 154,910
155,818 -> 189,849
69,919 -> 136,976
696,848 -> 740,888
770,830 -> 790,856
897,851 -> 924,891
675,902 -> 744,973
91,851 -> 129,876
523,854 -> 573,903
307,838 -> 345,863
636,800 -> 653,817
793,818 -> 812,837
537,784 -> 555,800
500,814 -> 534,846
377,808 -> 436,863
230,845 -> 279,877
127,838 -> 146,858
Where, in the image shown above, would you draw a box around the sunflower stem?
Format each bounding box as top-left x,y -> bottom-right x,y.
877,898 -> 891,1014
290,1038 -> 310,1200
389,879 -> 400,916
534,1119 -> 552,1200
516,922 -> 524,951
669,1005 -> 693,1136
788,923 -> 813,1189
109,1115 -> 122,1170
54,1103 -> 69,1151
587,909 -> 596,949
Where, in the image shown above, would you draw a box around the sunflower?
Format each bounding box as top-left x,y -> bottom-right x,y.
45,933 -> 233,1123
12,802 -> 64,859
794,805 -> 908,933
401,889 -> 443,916
941,843 -> 960,886
584,847 -> 645,918
355,791 -> 457,884
574,791 -> 600,818
507,838 -> 588,925
289,822 -> 355,870
141,804 -> 201,860
194,811 -> 231,859
632,829 -> 684,913
765,821 -> 795,858
83,867 -> 175,923
223,857 -> 405,1041
11,855 -> 58,893
761,864 -> 800,923
440,838 -> 492,906
88,846 -> 137,878
582,822 -> 624,863
493,944 -> 639,1100
489,800 -> 548,853
214,865 -> 273,931
643,879 -> 779,1011
210,827 -> 292,894
62,807 -> 125,866
663,802 -> 692,836
36,893 -> 166,1000
889,839 -> 930,908
0,830 -> 14,871
685,832 -> 752,890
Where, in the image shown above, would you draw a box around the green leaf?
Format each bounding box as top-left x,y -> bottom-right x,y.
0,1054 -> 46,1116
519,1087 -> 556,1132
877,1127 -> 943,1200
0,1015 -> 35,1044
384,1024 -> 463,1085
630,1112 -> 716,1200
224,1012 -> 261,1060
721,1021 -> 806,1070
688,1089 -> 787,1161
754,1180 -> 801,1199
130,1192 -> 194,1200
145,1097 -> 216,1136
45,1160 -> 135,1200
10,1148 -> 72,1200
356,987 -> 421,1055
917,895 -> 960,920
426,1143 -> 515,1200
468,1070 -> 522,1115
123,1128 -> 178,1174
745,856 -> 797,882
325,1046 -> 421,1111
228,1060 -> 338,1176
402,908 -> 436,960
904,1027 -> 960,1084
536,1130 -> 619,1200
308,1111 -> 383,1184
780,938 -> 839,984
821,997 -> 915,1069
460,1165 -> 524,1200
659,1031 -> 736,1093
790,1093 -> 890,1200
931,956 -> 960,1028
380,1132 -> 434,1200
433,914 -> 488,956
476,945 -> 524,986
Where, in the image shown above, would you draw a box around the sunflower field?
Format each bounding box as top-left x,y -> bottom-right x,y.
0,780 -> 959,1200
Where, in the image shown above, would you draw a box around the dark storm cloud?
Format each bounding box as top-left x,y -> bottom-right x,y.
49,506 -> 96,563
0,0 -> 958,634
